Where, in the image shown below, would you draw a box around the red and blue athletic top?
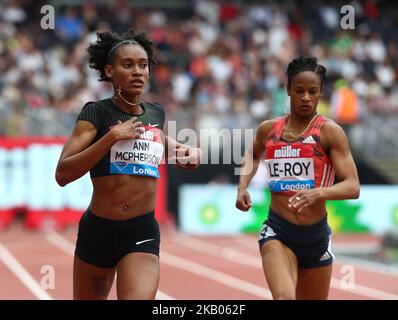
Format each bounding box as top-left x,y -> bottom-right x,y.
264,114 -> 335,196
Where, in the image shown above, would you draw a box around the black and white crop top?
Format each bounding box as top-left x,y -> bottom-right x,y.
76,98 -> 165,179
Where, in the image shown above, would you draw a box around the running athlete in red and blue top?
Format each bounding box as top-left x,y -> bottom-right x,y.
236,57 -> 360,300
55,29 -> 201,300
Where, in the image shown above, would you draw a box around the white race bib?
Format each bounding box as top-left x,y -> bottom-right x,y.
110,126 -> 164,178
265,145 -> 315,192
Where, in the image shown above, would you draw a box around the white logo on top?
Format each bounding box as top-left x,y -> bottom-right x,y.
302,135 -> 316,144
136,239 -> 155,245
274,145 -> 301,158
319,251 -> 331,261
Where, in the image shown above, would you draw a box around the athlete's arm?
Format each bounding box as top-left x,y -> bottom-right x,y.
55,118 -> 143,186
236,120 -> 273,212
319,122 -> 360,199
164,135 -> 202,170
289,121 -> 360,212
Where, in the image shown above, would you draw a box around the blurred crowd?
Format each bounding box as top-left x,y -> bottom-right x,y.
1,0 -> 398,137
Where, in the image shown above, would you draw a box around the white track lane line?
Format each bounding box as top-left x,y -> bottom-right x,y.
0,242 -> 53,300
44,231 -> 174,300
46,232 -> 269,299
161,251 -> 272,299
233,234 -> 258,248
236,234 -> 398,277
329,278 -> 398,300
229,233 -> 398,277
173,234 -> 398,300
334,255 -> 398,277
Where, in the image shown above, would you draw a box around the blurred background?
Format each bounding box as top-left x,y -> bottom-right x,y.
1,0 -> 398,295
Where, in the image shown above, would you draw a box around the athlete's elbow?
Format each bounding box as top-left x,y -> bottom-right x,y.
55,172 -> 68,187
55,168 -> 71,187
351,184 -> 360,199
354,187 -> 360,199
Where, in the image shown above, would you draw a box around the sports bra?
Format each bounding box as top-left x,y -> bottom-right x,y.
264,114 -> 335,196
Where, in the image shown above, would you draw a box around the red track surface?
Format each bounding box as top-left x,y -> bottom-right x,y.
0,221 -> 397,300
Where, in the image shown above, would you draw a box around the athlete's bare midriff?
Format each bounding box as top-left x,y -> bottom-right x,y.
270,193 -> 327,225
89,174 -> 158,220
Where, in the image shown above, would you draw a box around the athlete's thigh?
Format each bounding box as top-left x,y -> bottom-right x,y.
296,264 -> 333,300
116,252 -> 159,300
73,255 -> 116,300
260,240 -> 298,300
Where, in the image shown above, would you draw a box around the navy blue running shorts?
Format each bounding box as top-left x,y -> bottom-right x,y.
258,208 -> 334,268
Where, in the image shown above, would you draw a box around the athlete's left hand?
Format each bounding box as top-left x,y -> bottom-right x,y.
170,146 -> 202,170
288,189 -> 324,213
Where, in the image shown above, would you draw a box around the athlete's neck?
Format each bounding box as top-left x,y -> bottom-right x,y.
286,112 -> 318,138
288,112 -> 318,128
112,89 -> 143,115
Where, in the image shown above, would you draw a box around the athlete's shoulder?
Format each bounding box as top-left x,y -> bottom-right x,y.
143,101 -> 166,128
320,117 -> 345,134
319,117 -> 348,149
258,117 -> 284,130
75,99 -> 108,130
143,101 -> 165,111
77,100 -> 102,117
81,100 -> 97,108
80,99 -> 106,111
257,117 -> 284,137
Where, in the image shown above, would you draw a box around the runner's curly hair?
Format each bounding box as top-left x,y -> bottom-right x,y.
87,28 -> 156,82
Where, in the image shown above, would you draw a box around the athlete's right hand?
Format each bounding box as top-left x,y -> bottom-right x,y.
236,188 -> 252,212
111,117 -> 144,141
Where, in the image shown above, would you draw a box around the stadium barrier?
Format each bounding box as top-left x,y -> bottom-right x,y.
0,137 -> 171,229
179,184 -> 398,235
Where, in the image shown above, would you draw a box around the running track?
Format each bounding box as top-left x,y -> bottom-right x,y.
0,222 -> 397,300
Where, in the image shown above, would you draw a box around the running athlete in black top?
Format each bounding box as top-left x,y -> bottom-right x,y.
76,98 -> 166,178
55,29 -> 202,300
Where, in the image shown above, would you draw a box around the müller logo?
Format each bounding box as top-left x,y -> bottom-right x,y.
139,129 -> 154,141
274,146 -> 302,158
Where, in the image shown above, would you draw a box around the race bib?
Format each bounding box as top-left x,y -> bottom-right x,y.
110,126 -> 164,178
265,145 -> 315,192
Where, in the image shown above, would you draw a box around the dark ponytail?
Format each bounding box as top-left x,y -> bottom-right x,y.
286,56 -> 327,88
